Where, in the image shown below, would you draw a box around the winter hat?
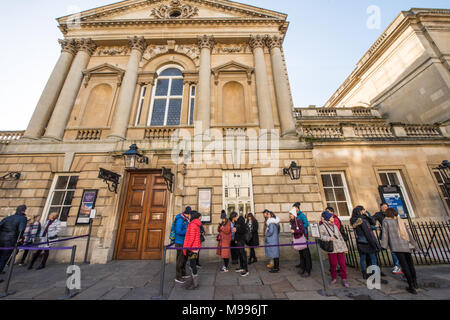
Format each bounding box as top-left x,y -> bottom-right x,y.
184,206 -> 192,214
322,211 -> 333,221
220,210 -> 227,219
289,208 -> 298,216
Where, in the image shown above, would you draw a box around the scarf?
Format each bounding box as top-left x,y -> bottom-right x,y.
396,216 -> 409,241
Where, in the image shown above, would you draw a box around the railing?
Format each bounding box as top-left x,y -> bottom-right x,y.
317,109 -> 337,117
0,131 -> 24,144
294,107 -> 380,119
342,221 -> 450,269
404,125 -> 442,137
354,125 -> 394,138
352,108 -> 372,117
144,128 -> 177,140
76,129 -> 102,140
298,126 -> 343,139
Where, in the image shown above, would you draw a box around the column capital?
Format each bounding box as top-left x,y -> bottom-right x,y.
77,38 -> 97,56
249,35 -> 265,51
197,35 -> 215,50
265,35 -> 283,50
58,39 -> 78,56
128,36 -> 148,54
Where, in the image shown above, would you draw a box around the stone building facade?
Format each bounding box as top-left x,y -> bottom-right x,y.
0,1 -> 449,264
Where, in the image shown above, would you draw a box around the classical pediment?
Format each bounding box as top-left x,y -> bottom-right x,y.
82,63 -> 126,87
57,0 -> 287,25
212,61 -> 254,84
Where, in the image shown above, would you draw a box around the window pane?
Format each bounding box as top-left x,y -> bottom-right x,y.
166,99 -> 182,126
334,188 -> 347,201
388,172 -> 400,185
64,191 -> 75,206
189,98 -> 195,125
151,99 -> 167,126
55,176 -> 69,189
155,79 -> 169,96
170,79 -> 184,96
434,171 -> 443,184
332,174 -> 343,187
51,191 -> 65,206
60,207 -> 71,222
337,202 -> 350,216
191,86 -> 196,96
160,68 -> 182,77
68,176 -> 78,190
321,174 -> 332,187
380,173 -> 389,186
324,188 -> 335,201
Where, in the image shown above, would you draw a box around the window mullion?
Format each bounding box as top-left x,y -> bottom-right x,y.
164,78 -> 172,126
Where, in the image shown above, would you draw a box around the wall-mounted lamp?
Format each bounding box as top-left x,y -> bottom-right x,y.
283,161 -> 301,181
0,172 -> 21,181
123,144 -> 149,170
162,167 -> 174,193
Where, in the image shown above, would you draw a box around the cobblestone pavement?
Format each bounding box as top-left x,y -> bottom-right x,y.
0,259 -> 449,300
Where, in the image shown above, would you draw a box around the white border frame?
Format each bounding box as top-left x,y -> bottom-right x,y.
222,170 -> 255,216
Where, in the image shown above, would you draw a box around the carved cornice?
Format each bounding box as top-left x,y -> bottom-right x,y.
77,38 -> 97,56
197,35 -> 215,50
128,36 -> 148,54
142,43 -> 200,67
249,35 -> 265,50
213,43 -> 251,54
151,0 -> 199,19
58,39 -> 78,55
265,35 -> 283,50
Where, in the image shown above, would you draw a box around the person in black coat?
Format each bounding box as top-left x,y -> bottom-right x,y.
231,212 -> 249,276
245,213 -> 259,264
0,205 -> 28,274
350,206 -> 382,279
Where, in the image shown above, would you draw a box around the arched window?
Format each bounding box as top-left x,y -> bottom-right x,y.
149,65 -> 184,126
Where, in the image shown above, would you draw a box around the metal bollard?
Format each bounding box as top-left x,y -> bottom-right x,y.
0,246 -> 19,298
58,245 -> 79,300
83,219 -> 93,264
315,241 -> 331,297
152,245 -> 168,300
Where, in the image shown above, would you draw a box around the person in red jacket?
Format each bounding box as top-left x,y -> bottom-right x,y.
183,210 -> 202,290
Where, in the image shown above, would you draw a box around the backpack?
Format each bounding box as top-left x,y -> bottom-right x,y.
169,215 -> 183,242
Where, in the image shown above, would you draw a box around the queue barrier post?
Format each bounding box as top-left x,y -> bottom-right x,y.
58,245 -> 79,300
83,219 -> 93,264
315,239 -> 332,296
152,244 -> 169,300
0,246 -> 19,298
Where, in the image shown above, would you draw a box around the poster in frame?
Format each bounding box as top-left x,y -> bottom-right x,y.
198,188 -> 212,224
76,189 -> 98,225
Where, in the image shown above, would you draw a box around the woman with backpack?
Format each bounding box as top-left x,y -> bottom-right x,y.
217,210 -> 232,272
292,203 -> 313,276
183,211 -> 202,290
350,205 -> 381,279
264,211 -> 281,273
245,212 -> 259,265
289,209 -> 310,277
319,211 -> 349,287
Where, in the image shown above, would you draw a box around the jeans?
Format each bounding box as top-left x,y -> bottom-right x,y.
360,252 -> 377,271
392,252 -> 400,267
329,252 -> 347,280
189,256 -> 198,276
230,240 -> 239,263
249,248 -> 257,261
236,241 -> 248,272
29,250 -> 49,268
299,247 -> 312,274
175,244 -> 187,279
19,249 -> 31,265
223,258 -> 229,268
395,252 -> 417,288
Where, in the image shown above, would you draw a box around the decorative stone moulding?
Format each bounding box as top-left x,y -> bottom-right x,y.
128,36 -> 148,53
141,43 -> 200,67
249,35 -> 265,50
211,61 -> 254,85
77,38 -> 97,56
198,35 -> 215,50
94,46 -> 130,56
58,39 -> 78,55
151,0 -> 199,19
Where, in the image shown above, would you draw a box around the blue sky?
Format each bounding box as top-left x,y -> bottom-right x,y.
0,0 -> 449,130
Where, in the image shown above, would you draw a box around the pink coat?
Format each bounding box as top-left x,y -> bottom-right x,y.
216,220 -> 231,259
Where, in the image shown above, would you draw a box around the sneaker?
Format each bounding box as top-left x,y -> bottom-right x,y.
196,264 -> 202,269
266,263 -> 274,268
342,280 -> 350,288
235,269 -> 245,273
269,268 -> 280,273
175,278 -> 185,284
330,279 -> 337,285
182,275 -> 191,279
406,287 -> 417,295
220,267 -> 229,273
240,271 -> 249,277
392,266 -> 403,275
301,272 -> 310,278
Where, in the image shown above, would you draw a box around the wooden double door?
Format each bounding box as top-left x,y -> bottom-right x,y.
116,171 -> 169,260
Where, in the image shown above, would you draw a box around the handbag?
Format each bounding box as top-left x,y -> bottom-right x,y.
292,220 -> 307,250
318,223 -> 334,253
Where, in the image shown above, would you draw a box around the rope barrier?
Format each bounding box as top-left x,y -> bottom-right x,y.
0,234 -> 90,251
166,241 -> 316,251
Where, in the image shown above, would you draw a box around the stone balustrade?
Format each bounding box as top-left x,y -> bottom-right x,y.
295,107 -> 380,119
298,126 -> 343,139
76,129 -> 102,140
0,131 -> 24,144
354,125 -> 394,138
404,125 -> 442,137
144,127 -> 178,140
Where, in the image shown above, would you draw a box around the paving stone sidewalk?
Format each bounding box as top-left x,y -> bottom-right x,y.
1,259 -> 449,300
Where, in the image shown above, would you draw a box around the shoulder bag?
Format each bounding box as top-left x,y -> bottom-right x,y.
318,223 -> 335,253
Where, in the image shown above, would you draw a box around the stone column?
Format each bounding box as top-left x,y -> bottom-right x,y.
249,35 -> 274,130
43,38 -> 97,141
266,35 -> 297,137
197,35 -> 214,132
108,36 -> 147,140
23,39 -> 78,140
